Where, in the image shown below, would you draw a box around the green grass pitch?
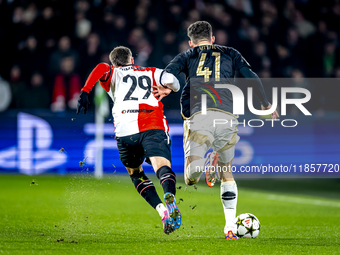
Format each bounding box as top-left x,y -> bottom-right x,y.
0,175 -> 339,254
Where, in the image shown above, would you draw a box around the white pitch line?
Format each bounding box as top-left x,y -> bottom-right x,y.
267,194 -> 340,208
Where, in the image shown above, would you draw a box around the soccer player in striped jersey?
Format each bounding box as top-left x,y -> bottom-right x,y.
76,46 -> 181,234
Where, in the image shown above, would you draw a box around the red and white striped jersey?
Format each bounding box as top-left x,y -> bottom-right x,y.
82,63 -> 174,137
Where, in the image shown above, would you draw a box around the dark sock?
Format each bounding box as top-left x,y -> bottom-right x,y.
130,171 -> 162,209
156,166 -> 176,195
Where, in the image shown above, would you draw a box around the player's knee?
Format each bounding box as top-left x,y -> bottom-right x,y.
220,177 -> 234,183
125,164 -> 142,175
150,157 -> 171,171
126,168 -> 138,175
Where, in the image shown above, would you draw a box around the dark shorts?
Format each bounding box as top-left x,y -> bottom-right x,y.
116,129 -> 171,168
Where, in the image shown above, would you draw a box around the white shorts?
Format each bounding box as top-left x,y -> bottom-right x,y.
183,110 -> 239,163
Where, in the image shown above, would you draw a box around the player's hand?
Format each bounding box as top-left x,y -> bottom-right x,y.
76,91 -> 90,114
261,103 -> 279,120
152,85 -> 171,101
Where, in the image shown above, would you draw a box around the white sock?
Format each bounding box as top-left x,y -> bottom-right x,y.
156,203 -> 167,218
186,158 -> 206,179
221,181 -> 238,228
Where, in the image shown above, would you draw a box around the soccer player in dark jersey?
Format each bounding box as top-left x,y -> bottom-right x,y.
153,21 -> 279,240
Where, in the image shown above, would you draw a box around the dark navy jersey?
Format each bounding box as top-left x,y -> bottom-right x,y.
164,44 -> 251,118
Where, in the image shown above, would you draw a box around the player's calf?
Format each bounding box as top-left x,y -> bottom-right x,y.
156,166 -> 177,195
221,180 -> 238,238
130,170 -> 176,234
130,171 -> 162,209
184,156 -> 206,185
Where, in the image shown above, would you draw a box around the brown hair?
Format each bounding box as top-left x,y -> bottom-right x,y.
109,46 -> 132,67
187,21 -> 213,44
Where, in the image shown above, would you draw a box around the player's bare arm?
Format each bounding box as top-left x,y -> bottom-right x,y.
152,71 -> 180,101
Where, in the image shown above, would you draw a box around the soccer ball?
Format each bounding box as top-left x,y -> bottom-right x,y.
235,213 -> 260,238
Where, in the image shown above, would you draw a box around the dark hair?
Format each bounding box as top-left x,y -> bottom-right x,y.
109,46 -> 132,66
187,21 -> 213,44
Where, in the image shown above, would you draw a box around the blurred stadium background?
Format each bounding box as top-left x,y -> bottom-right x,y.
0,0 -> 339,176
